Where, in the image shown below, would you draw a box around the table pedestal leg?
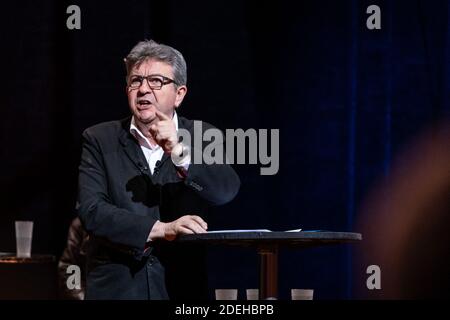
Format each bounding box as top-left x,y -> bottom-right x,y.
258,245 -> 278,299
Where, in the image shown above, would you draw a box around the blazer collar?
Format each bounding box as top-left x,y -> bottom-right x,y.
118,116 -> 150,175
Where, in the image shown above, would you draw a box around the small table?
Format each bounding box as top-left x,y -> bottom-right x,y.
0,253 -> 57,299
178,231 -> 362,299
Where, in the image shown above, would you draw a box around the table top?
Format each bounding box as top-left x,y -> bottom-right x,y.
178,231 -> 362,248
0,253 -> 56,264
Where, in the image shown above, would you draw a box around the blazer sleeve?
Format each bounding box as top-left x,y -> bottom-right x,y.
182,123 -> 241,206
77,129 -> 156,259
184,160 -> 240,206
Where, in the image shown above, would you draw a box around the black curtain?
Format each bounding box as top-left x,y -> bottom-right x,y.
1,0 -> 448,299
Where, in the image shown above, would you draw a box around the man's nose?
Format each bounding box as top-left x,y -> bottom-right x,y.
138,78 -> 152,95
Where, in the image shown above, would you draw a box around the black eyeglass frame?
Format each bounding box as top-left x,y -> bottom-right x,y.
127,74 -> 179,90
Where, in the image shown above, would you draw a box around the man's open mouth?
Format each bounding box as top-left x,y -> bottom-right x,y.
137,99 -> 152,107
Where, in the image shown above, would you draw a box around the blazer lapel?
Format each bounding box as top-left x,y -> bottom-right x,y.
119,117 -> 150,177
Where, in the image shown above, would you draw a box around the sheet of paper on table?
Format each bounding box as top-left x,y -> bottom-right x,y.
207,228 -> 302,233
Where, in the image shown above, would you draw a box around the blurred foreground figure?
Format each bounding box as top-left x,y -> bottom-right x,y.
358,120 -> 450,299
58,217 -> 88,300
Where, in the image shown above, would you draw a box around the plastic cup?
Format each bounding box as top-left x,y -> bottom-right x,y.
291,289 -> 314,300
15,221 -> 33,258
246,289 -> 259,300
215,289 -> 238,300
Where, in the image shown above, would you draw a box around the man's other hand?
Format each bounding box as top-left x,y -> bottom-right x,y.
163,215 -> 208,241
148,215 -> 208,242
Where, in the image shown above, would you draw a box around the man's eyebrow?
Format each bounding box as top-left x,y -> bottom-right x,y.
129,73 -> 166,77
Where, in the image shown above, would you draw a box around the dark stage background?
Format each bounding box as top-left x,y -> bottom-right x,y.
1,0 -> 449,299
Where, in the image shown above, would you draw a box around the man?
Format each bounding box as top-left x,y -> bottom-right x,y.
77,40 -> 240,299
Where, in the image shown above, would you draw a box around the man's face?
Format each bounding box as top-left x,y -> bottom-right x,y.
127,58 -> 187,125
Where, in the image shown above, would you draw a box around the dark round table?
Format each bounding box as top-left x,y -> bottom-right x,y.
178,231 -> 362,299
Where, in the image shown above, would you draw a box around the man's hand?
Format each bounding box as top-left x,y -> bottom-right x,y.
148,215 -> 208,242
149,111 -> 178,153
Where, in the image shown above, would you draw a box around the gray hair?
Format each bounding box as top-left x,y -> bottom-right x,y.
124,39 -> 187,87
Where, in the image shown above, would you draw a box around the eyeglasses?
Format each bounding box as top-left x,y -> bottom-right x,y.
127,74 -> 178,90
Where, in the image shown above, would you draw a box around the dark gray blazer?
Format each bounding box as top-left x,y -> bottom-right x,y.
77,115 -> 240,300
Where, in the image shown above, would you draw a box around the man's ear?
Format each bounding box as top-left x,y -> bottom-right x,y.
174,85 -> 187,108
